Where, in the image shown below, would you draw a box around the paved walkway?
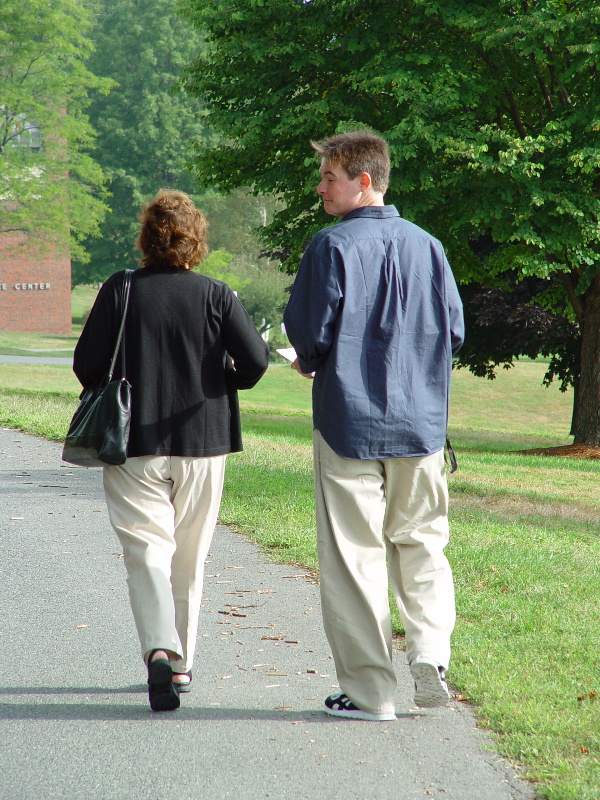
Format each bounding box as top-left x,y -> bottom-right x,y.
0,428 -> 537,800
0,355 -> 73,365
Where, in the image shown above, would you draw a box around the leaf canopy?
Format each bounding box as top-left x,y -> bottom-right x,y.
0,0 -> 112,262
180,0 -> 600,288
73,0 -> 208,282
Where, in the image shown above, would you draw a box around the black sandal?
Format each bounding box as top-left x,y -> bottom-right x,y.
172,669 -> 192,693
147,649 -> 180,712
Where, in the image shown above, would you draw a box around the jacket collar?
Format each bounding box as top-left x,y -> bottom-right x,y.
341,205 -> 399,222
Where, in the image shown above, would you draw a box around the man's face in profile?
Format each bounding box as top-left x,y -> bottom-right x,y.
316,160 -> 365,217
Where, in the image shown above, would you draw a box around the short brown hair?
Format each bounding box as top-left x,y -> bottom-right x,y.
137,189 -> 208,270
311,130 -> 390,193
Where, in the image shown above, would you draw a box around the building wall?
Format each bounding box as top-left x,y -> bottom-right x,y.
0,234 -> 72,334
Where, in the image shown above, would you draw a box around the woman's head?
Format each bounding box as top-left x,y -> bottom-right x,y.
137,189 -> 208,270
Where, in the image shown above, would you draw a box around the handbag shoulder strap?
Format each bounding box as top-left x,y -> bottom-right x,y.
445,435 -> 457,474
107,270 -> 133,382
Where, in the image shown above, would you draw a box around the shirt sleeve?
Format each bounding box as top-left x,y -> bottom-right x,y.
444,255 -> 465,355
221,287 -> 270,389
283,240 -> 342,374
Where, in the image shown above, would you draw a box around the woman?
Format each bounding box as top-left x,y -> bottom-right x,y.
74,189 -> 269,711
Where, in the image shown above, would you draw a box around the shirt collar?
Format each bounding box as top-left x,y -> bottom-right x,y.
341,205 -> 399,222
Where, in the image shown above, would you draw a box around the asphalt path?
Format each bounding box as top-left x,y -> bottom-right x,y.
0,355 -> 73,365
0,428 -> 538,800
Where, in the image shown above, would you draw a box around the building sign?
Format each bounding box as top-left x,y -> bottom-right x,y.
0,282 -> 52,291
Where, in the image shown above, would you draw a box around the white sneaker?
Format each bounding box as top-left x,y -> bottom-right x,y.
324,692 -> 396,721
410,658 -> 450,708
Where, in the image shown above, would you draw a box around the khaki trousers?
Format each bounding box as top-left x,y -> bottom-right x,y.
103,455 -> 226,672
313,431 -> 455,715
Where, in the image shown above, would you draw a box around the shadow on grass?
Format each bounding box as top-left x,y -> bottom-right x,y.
449,427 -> 572,454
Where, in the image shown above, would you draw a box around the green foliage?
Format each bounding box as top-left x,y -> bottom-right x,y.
198,192 -> 288,331
198,248 -> 250,292
237,266 -> 288,334
72,0 -> 209,283
74,0 -> 283,285
180,0 -> 600,280
199,187 -> 281,256
198,250 -> 289,333
200,248 -> 236,275
0,0 -> 112,262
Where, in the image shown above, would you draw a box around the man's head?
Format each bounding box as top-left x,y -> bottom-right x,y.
311,129 -> 390,217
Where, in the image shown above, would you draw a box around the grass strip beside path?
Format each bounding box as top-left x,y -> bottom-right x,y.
0,388 -> 78,441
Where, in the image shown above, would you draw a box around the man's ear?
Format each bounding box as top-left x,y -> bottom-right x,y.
359,172 -> 372,191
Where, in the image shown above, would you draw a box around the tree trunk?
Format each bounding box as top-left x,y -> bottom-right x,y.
572,278 -> 600,445
569,374 -> 579,438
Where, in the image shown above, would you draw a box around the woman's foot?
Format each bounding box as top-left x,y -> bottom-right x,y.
146,649 -> 180,711
172,670 -> 192,693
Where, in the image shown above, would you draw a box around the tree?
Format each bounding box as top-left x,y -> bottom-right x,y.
179,0 -> 600,445
72,0 -> 208,283
198,247 -> 288,335
75,0 -> 285,287
236,266 -> 288,336
0,0 -> 111,262
456,276 -> 581,430
198,188 -> 280,256
455,234 -> 581,432
197,189 -> 288,329
198,248 -> 250,293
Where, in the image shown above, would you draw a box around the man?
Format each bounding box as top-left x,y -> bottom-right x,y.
283,130 -> 464,722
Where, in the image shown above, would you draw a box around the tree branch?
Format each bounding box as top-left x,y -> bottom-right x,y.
503,85 -> 528,138
546,46 -> 572,106
533,59 -> 554,112
562,271 -> 585,322
17,55 -> 43,86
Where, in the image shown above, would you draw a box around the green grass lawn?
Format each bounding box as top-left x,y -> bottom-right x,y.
0,353 -> 598,800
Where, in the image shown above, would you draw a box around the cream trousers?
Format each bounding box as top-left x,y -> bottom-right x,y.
313,431 -> 455,715
103,454 -> 226,672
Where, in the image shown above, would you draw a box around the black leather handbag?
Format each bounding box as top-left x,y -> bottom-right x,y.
62,270 -> 134,467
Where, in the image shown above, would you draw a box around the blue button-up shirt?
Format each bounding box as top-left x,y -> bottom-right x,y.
283,205 -> 464,459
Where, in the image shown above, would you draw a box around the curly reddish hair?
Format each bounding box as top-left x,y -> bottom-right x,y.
137,189 -> 208,270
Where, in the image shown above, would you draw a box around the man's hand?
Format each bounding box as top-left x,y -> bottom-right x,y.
291,358 -> 314,379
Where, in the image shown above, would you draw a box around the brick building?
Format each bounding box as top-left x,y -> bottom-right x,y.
0,233 -> 72,335
1,111 -> 72,335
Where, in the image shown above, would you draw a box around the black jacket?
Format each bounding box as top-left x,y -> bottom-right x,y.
73,268 -> 269,457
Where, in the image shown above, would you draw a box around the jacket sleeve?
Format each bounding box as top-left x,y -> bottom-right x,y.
221,287 -> 269,390
283,241 -> 342,374
73,275 -> 121,389
444,255 -> 465,355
